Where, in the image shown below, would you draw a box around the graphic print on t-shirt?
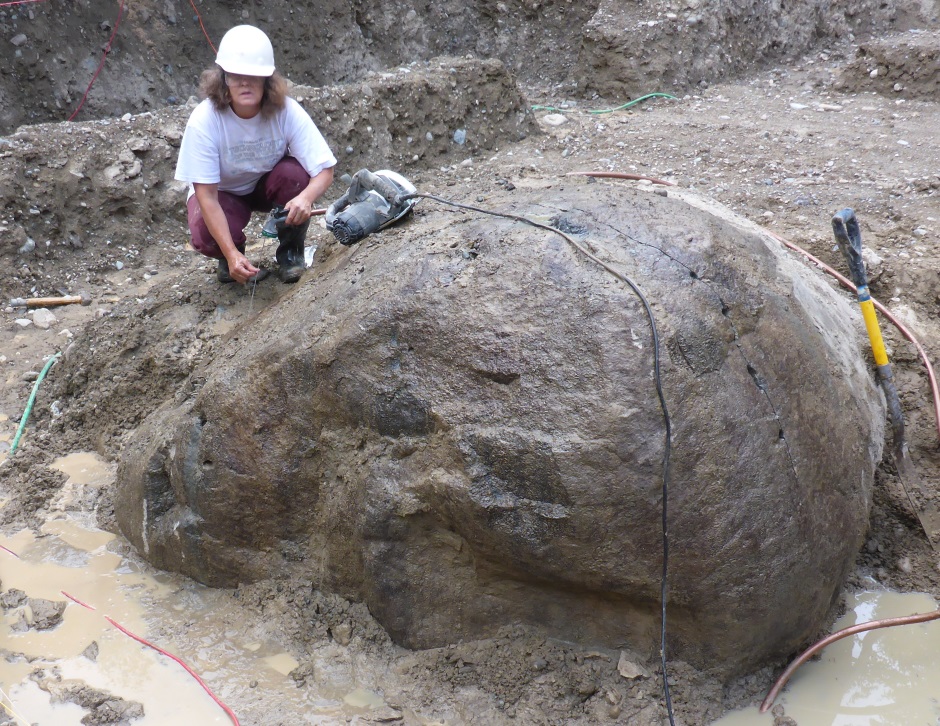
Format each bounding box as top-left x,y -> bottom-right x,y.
225,138 -> 285,174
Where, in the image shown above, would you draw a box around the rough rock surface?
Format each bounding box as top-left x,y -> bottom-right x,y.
115,182 -> 883,674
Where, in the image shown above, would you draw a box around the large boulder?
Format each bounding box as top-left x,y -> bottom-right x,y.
114,182 -> 884,675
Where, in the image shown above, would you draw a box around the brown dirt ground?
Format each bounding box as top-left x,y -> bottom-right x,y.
2,17 -> 940,726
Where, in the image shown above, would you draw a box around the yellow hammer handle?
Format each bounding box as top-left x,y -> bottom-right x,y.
860,298 -> 889,366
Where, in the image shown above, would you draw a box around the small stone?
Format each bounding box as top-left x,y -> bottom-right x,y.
121,112 -> 132,121
82,641 -> 100,661
542,113 -> 568,126
10,34 -> 27,47
617,652 -> 651,680
27,597 -> 67,630
331,622 -> 352,645
21,371 -> 40,382
0,588 -> 28,609
862,249 -> 884,267
31,308 -> 58,330
460,158 -> 473,167
789,103 -> 808,110
115,261 -> 124,270
14,319 -> 33,328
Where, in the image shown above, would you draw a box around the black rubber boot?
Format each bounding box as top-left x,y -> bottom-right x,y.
217,256 -> 234,283
275,220 -> 309,283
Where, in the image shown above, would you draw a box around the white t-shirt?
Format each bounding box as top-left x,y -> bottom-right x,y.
175,97 -> 337,197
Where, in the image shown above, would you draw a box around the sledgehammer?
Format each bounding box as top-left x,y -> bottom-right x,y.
10,292 -> 92,308
832,208 -> 940,548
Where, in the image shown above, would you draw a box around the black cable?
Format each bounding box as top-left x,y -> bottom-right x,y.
400,192 -> 677,725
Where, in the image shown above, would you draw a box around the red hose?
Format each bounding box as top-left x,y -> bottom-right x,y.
759,607 -> 940,711
188,0 -> 217,54
62,590 -> 96,610
0,545 -> 20,558
62,591 -> 240,725
566,171 -> 678,186
105,616 -> 241,726
68,0 -> 126,122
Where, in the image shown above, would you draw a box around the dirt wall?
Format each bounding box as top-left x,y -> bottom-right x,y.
1,0 -> 925,135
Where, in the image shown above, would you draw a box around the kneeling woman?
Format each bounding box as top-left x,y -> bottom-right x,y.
175,25 -> 336,284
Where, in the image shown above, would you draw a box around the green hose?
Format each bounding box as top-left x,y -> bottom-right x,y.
531,93 -> 678,116
588,93 -> 678,114
9,352 -> 61,456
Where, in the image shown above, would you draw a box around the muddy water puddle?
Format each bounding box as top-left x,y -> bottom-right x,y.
713,590 -> 940,725
0,452 -> 388,725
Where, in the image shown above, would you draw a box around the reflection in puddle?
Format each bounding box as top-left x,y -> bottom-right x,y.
0,452 -> 395,725
713,590 -> 940,725
263,652 -> 301,677
50,452 -> 113,487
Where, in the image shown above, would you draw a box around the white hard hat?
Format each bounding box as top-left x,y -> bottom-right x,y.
215,25 -> 275,77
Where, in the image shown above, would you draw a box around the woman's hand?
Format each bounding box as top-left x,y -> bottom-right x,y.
282,194 -> 315,226
282,167 -> 333,226
225,250 -> 262,284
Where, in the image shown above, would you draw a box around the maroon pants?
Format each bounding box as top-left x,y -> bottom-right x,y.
187,157 -> 311,259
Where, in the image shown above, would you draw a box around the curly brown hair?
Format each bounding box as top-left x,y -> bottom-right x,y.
199,66 -> 288,118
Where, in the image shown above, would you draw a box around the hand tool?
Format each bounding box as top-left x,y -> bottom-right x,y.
10,292 -> 92,308
833,208 -> 940,548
